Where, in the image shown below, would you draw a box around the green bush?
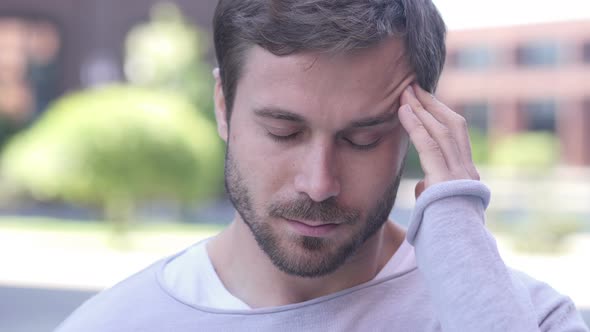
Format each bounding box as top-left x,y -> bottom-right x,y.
469,128 -> 489,166
1,85 -> 224,226
492,213 -> 585,254
490,132 -> 559,169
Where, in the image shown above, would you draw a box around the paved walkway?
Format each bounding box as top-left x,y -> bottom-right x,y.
0,286 -> 96,332
1,228 -> 588,309
497,234 -> 590,308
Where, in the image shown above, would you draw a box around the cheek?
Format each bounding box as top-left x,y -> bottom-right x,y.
231,133 -> 295,197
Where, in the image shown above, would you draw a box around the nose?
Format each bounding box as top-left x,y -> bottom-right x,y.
294,142 -> 341,202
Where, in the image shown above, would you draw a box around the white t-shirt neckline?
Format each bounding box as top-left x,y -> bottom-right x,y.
163,234 -> 416,310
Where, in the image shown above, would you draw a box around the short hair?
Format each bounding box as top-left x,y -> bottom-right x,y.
213,0 -> 446,117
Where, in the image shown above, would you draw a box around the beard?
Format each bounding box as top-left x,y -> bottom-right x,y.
225,147 -> 403,278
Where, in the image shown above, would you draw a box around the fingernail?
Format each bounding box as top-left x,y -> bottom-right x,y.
401,104 -> 412,113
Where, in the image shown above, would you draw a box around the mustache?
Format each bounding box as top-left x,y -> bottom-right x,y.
268,196 -> 359,224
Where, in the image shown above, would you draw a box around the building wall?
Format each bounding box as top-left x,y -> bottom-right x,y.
0,0 -> 217,96
438,20 -> 590,166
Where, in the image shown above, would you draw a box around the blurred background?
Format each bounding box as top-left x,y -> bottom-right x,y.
0,0 -> 588,330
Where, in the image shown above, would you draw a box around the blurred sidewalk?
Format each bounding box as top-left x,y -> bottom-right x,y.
0,227 -> 211,291
0,227 -> 588,309
497,233 -> 590,308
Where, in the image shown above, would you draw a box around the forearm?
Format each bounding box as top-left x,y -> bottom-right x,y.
399,82 -> 586,332
407,180 -> 539,332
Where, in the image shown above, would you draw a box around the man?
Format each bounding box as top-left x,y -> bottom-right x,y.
56,0 -> 588,331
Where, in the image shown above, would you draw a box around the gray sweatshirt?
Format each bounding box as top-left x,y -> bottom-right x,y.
55,180 -> 589,331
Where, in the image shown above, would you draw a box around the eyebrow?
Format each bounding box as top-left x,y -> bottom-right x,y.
254,107 -> 306,123
253,105 -> 398,129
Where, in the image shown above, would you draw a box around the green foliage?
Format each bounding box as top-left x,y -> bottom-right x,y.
1,85 -> 224,213
469,128 -> 489,165
124,2 -> 214,121
403,143 -> 424,178
491,213 -> 585,254
490,132 -> 559,169
403,127 -> 489,178
0,216 -> 223,252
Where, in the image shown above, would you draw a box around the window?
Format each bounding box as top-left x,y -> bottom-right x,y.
449,46 -> 495,69
0,16 -> 61,122
515,41 -> 560,67
521,99 -> 557,132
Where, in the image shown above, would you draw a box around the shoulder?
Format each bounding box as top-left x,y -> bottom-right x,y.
510,269 -> 587,330
55,258 -> 177,332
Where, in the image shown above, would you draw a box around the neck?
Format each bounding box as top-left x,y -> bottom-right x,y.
207,214 -> 405,308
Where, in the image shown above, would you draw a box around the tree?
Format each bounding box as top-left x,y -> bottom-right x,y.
124,2 -> 214,121
1,85 -> 224,236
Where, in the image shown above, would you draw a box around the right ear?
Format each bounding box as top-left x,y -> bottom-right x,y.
213,68 -> 229,143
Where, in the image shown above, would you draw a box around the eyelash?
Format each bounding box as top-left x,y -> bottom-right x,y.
266,132 -> 380,151
345,138 -> 381,151
267,132 -> 300,143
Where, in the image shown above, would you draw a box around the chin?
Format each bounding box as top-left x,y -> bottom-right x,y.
265,232 -> 363,278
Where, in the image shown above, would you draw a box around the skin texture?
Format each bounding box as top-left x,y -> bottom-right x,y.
208,36 -> 479,308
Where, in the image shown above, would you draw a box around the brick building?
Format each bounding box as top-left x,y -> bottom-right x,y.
438,20 -> 590,166
0,0 -> 217,122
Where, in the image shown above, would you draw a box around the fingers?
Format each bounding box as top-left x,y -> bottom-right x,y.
403,87 -> 465,175
399,84 -> 479,190
412,86 -> 480,180
398,104 -> 452,185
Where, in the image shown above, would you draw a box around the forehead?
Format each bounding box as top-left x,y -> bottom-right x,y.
234,37 -> 413,122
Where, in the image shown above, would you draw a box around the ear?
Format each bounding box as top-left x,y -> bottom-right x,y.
213,68 -> 229,142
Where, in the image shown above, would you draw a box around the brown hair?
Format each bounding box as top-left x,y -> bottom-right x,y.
213,0 -> 446,117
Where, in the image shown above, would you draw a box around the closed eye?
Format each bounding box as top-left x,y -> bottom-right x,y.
267,131 -> 382,150
266,131 -> 300,142
344,137 -> 382,150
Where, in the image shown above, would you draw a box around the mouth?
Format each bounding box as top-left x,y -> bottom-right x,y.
283,218 -> 339,237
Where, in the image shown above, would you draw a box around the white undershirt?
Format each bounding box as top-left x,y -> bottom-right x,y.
163,235 -> 416,310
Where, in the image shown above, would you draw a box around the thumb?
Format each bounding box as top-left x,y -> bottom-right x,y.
414,179 -> 426,199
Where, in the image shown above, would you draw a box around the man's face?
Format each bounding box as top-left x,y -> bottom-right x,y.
216,38 -> 414,278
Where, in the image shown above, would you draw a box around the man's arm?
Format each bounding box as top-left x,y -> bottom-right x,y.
398,85 -> 588,332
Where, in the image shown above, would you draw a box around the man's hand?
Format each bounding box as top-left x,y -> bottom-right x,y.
399,84 -> 480,198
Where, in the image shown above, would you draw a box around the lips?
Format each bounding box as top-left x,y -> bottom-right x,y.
284,218 -> 339,237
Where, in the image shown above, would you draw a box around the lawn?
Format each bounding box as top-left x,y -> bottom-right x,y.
0,216 -> 224,254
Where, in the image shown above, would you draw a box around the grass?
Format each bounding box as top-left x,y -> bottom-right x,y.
0,216 -> 224,233
0,216 -> 225,253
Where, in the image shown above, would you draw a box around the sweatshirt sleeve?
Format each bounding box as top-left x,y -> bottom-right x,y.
406,179 -> 588,332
